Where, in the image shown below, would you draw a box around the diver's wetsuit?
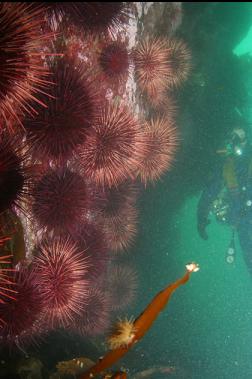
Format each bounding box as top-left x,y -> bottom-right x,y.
197,147 -> 252,273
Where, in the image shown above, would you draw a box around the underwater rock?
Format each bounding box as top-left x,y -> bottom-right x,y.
16,356 -> 43,379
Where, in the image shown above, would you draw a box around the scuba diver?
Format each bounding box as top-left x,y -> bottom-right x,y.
197,126 -> 252,271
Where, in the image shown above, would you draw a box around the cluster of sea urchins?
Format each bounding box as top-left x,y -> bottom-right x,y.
0,1 -> 138,350
0,1 -> 191,352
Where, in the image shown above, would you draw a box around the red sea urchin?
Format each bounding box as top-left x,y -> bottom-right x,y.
24,58 -> 99,163
76,2 -> 129,33
34,236 -> 90,328
100,181 -> 139,219
99,41 -> 130,84
32,168 -> 91,235
0,2 -> 52,131
77,223 -> 109,280
0,137 -> 32,214
47,2 -> 129,34
166,38 -> 192,88
78,104 -> 145,188
133,37 -> 172,97
138,116 -> 179,185
147,91 -> 178,116
101,203 -> 138,253
0,265 -> 43,347
71,286 -> 111,337
106,263 -> 138,311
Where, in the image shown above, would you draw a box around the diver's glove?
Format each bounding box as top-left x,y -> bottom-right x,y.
197,218 -> 211,240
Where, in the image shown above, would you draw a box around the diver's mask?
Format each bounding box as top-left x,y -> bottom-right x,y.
217,128 -> 248,157
229,131 -> 247,156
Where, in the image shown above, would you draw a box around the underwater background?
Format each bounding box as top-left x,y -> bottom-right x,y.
1,2 -> 252,379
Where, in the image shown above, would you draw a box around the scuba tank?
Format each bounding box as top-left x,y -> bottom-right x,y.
225,229 -> 236,264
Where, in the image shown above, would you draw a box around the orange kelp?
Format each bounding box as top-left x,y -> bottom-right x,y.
79,263 -> 199,379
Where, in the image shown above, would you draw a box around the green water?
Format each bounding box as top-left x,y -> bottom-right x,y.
124,4 -> 252,377
172,196 -> 252,378
127,191 -> 252,379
